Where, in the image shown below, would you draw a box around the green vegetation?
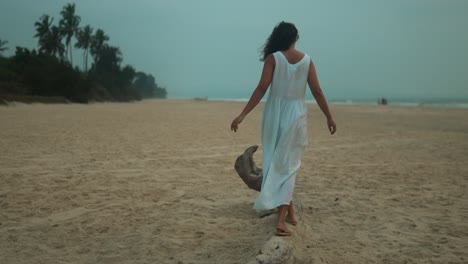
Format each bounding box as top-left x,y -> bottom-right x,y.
0,39 -> 8,53
0,3 -> 167,103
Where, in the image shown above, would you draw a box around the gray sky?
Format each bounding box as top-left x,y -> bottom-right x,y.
1,0 -> 467,100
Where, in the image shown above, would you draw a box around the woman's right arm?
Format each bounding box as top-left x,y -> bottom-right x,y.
307,60 -> 337,135
230,54 -> 275,132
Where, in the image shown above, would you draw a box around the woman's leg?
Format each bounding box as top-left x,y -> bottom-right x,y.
276,205 -> 291,235
286,201 -> 297,225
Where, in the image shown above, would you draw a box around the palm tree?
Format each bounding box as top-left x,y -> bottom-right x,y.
39,26 -> 65,58
75,25 -> 93,72
90,29 -> 109,62
0,39 -> 8,53
34,15 -> 54,44
34,15 -> 65,58
46,26 -> 66,58
59,3 -> 80,64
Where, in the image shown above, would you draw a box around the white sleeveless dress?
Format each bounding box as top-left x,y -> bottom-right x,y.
253,51 -> 310,210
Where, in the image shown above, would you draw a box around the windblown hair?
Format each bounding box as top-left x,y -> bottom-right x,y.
260,21 -> 299,62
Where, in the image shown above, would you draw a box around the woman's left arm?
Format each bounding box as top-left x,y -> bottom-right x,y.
231,54 -> 275,132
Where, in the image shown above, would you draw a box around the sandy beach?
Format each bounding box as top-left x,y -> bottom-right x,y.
1,99 -> 467,263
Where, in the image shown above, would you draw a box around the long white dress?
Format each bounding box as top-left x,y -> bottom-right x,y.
253,51 -> 310,211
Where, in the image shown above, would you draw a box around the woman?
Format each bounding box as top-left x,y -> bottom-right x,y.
230,21 -> 336,236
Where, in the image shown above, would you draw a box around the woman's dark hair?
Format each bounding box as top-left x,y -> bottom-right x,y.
260,21 -> 299,61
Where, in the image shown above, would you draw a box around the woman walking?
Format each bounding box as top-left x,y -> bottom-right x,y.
231,21 -> 336,236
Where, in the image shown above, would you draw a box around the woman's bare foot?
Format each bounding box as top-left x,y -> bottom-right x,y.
276,222 -> 288,232
275,226 -> 292,236
285,215 -> 297,226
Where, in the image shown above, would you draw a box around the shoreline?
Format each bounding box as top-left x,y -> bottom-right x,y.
2,93 -> 468,110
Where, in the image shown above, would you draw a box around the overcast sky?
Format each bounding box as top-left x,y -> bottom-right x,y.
1,0 -> 467,100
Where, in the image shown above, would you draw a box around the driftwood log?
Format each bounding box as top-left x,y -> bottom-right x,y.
234,145 -> 263,192
234,145 -> 303,214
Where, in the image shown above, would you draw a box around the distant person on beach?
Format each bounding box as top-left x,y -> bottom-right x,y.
231,21 -> 336,236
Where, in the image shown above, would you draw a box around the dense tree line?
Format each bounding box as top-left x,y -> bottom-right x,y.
0,3 -> 167,103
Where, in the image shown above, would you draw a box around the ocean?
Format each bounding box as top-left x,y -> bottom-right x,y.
171,96 -> 468,109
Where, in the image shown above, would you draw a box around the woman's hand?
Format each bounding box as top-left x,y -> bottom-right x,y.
327,119 -> 337,135
231,114 -> 245,132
